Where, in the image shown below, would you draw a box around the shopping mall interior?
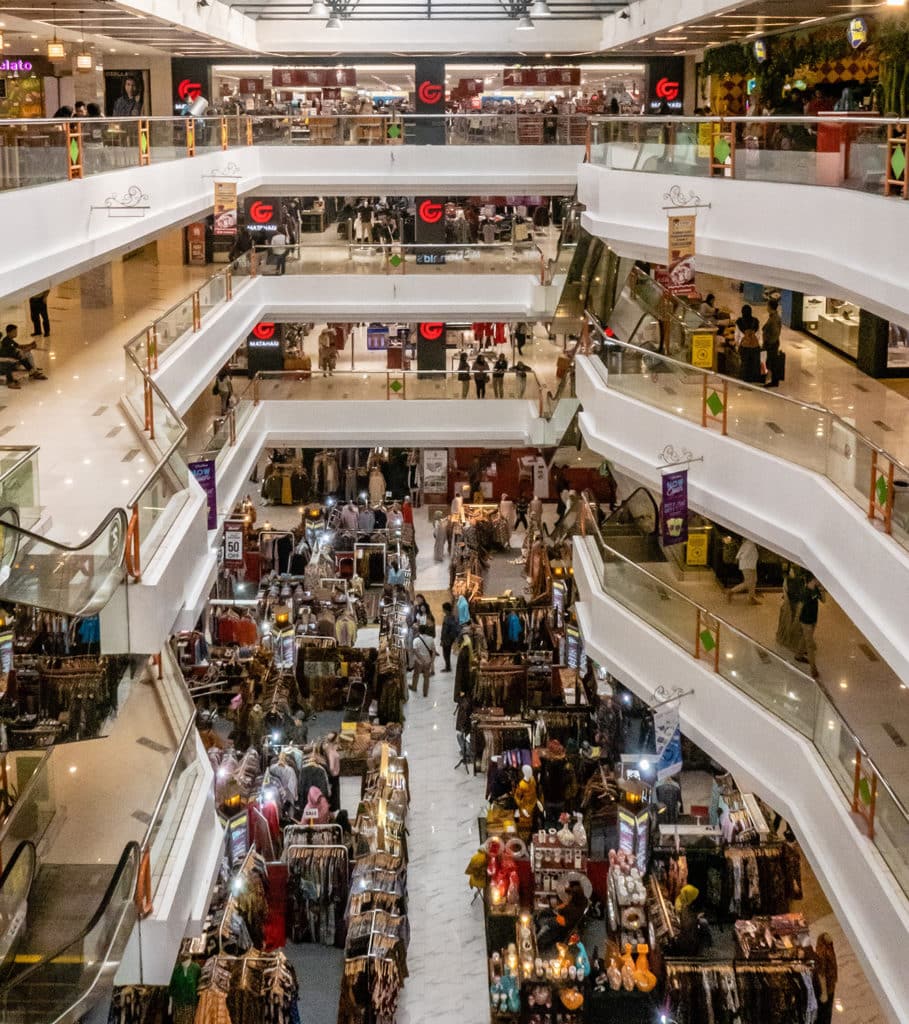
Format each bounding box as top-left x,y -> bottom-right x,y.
2,1 -> 909,1023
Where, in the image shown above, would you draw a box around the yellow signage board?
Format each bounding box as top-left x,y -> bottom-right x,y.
691,331 -> 715,370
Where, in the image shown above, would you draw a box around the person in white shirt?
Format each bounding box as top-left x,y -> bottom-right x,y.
727,538 -> 760,604
409,626 -> 437,697
271,227 -> 288,275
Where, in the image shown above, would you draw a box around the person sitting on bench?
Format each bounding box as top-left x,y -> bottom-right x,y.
0,325 -> 46,389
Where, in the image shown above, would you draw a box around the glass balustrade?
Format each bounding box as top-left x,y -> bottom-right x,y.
581,500 -> 909,898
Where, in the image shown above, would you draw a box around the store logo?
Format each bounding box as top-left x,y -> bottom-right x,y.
252,322 -> 276,340
417,80 -> 443,105
418,200 -> 443,224
249,200 -> 274,224
848,17 -> 867,49
0,60 -> 32,72
753,39 -> 767,63
420,322 -> 445,340
655,77 -> 680,103
177,78 -> 202,102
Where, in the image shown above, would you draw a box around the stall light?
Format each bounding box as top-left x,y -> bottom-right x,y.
47,2 -> 66,59
76,51 -> 92,70
530,0 -> 551,14
622,692 -> 632,705
272,731 -> 281,742
639,758 -> 651,771
264,786 -> 278,803
515,13 -> 535,29
310,0 -> 330,13
231,876 -> 245,894
887,0 -> 906,7
218,766 -> 230,779
326,11 -> 343,28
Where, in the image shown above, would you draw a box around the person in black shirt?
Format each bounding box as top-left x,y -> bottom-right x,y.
514,493 -> 529,531
799,574 -> 824,678
0,325 -> 46,388
440,601 -> 460,672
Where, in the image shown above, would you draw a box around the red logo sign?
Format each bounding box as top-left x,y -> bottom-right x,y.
252,322 -> 276,340
655,77 -> 680,103
420,322 -> 445,341
249,200 -> 274,224
417,80 -> 443,105
418,200 -> 443,224
178,78 -> 202,102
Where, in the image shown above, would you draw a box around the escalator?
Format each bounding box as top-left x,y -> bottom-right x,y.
595,486 -> 666,564
0,842 -> 140,1024
0,507 -> 127,617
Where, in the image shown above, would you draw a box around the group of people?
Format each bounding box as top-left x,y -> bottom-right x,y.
456,351 -> 532,399
699,294 -> 784,388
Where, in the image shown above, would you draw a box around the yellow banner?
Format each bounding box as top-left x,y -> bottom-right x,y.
213,180 -> 238,236
691,331 -> 715,369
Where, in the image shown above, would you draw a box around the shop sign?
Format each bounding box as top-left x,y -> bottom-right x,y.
223,518 -> 245,566
238,77 -> 264,94
690,331 -> 715,369
661,469 -> 688,547
848,17 -> 868,49
417,80 -> 443,105
223,811 -> 249,867
647,57 -> 684,113
416,252 -> 446,265
271,68 -> 356,88
686,532 -> 709,566
618,807 -> 636,854
753,39 -> 767,64
418,322 -> 445,341
422,449 -> 449,493
0,60 -> 33,72
418,199 -> 444,224
656,215 -> 696,297
189,459 -> 218,531
213,180 -> 237,237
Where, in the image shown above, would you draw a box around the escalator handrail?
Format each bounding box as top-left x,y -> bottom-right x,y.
0,505 -> 128,560
0,840 -> 36,902
0,841 -> 140,999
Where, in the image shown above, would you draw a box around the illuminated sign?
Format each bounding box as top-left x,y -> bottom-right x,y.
0,60 -> 33,72
249,200 -> 274,224
177,78 -> 202,102
848,17 -> 867,49
418,199 -> 443,224
419,322 -> 445,340
655,77 -> 680,103
753,39 -> 767,63
417,80 -> 443,105
252,322 -> 276,340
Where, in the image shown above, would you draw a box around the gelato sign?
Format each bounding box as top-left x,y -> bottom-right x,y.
0,60 -> 33,72
661,469 -> 688,547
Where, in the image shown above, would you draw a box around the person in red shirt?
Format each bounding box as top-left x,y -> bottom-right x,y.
402,496 -> 414,526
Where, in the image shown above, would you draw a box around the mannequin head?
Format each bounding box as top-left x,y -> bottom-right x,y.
522,764 -> 533,782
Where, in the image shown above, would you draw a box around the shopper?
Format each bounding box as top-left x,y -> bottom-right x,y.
440,601 -> 459,671
513,359 -> 531,399
514,321 -> 528,355
799,574 -> 825,678
762,297 -> 783,388
776,565 -> 807,657
492,352 -> 508,398
735,305 -> 763,384
456,591 -> 470,630
457,352 -> 471,398
412,593 -> 429,627
410,625 -> 437,697
814,933 -> 838,1024
213,369 -> 234,416
303,785 -> 330,825
727,537 -> 760,604
28,290 -> 50,338
318,330 -> 336,377
455,691 -> 474,768
514,493 -> 529,531
271,225 -> 289,275
472,352 -> 489,399
401,496 -> 414,526
387,558 -> 406,587
0,325 -> 46,388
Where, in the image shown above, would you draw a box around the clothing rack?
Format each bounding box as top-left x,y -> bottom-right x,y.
283,822 -> 344,848
219,845 -> 259,953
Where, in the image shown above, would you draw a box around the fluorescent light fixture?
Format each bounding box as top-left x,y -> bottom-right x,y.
310,0 -> 329,14
516,13 -> 535,29
530,0 -> 551,15
325,12 -> 342,28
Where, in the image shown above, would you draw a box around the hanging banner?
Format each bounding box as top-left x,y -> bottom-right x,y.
653,701 -> 683,781
422,449 -> 449,493
656,215 -> 696,297
189,459 -> 218,530
223,517 -> 245,566
661,469 -> 688,546
213,180 -> 237,237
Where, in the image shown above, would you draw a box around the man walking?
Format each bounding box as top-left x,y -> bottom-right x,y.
727,537 -> 760,604
410,625 -> 437,697
440,601 -> 459,672
271,225 -> 289,275
29,290 -> 50,338
798,574 -> 824,679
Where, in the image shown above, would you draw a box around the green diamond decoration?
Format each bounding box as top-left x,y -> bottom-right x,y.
389,379 -> 403,393
713,136 -> 731,164
876,473 -> 889,507
387,124 -> 402,139
389,253 -> 403,267
892,144 -> 906,180
699,629 -> 716,652
706,391 -> 724,417
69,137 -> 80,165
140,133 -> 149,154
858,776 -> 872,806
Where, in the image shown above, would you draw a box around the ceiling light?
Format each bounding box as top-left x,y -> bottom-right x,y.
516,13 -> 535,29
47,2 -> 65,59
325,12 -> 342,28
530,0 -> 551,15
887,0 -> 906,6
310,0 -> 329,13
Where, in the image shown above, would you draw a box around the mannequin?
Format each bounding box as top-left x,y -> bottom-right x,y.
169,957 -> 201,1024
513,764 -> 538,839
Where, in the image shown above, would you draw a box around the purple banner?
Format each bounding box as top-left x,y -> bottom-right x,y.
661,468 -> 688,546
189,459 -> 218,531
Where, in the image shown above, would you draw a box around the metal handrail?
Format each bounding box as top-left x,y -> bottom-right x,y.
138,712 -> 198,856
589,113 -> 908,128
0,447 -> 39,483
588,313 -> 909,478
580,494 -> 909,824
0,504 -> 128,558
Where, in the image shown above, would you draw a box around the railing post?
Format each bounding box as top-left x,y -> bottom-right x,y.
66,121 -> 84,180
143,379 -> 155,440
220,116 -> 229,151
585,119 -> 591,164
695,608 -> 720,672
225,268 -> 233,301
135,848 -> 153,918
138,118 -> 150,166
869,449 -> 879,522
721,379 -> 728,436
253,376 -> 260,406
125,503 -> 141,581
868,450 -> 895,535
852,749 -> 879,839
246,118 -> 254,146
185,117 -> 196,157
146,327 -> 158,372
192,292 -> 201,331
229,407 -> 237,446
